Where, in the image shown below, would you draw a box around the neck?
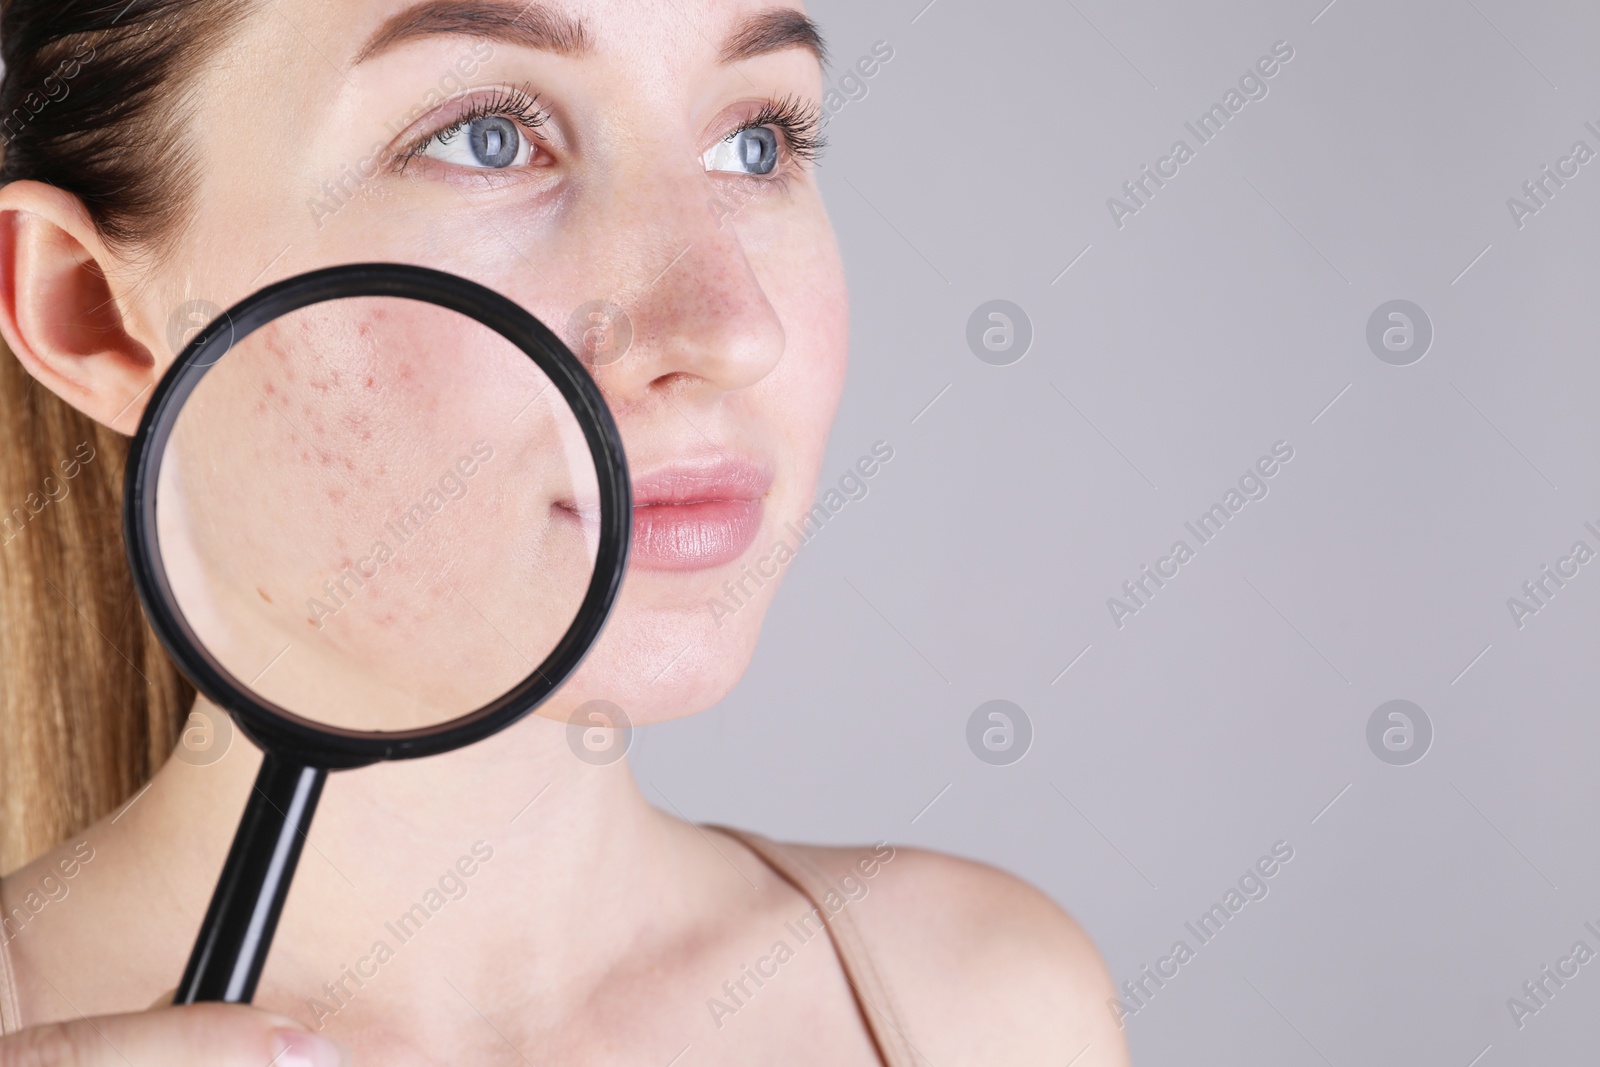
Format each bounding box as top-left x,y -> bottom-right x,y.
96,694 -> 691,1020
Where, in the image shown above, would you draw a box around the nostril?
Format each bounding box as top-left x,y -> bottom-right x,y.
647,370 -> 700,395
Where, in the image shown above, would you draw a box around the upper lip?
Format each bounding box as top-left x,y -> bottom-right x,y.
629,456 -> 773,507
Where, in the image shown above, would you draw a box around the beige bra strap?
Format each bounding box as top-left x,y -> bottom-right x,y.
707,826 -> 920,1067
0,926 -> 20,1034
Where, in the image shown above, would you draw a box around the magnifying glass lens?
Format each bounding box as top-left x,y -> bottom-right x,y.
156,295 -> 601,732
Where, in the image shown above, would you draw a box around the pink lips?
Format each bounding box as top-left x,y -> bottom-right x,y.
627,458 -> 771,571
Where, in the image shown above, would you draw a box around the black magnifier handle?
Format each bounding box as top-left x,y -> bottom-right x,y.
175,754 -> 327,1003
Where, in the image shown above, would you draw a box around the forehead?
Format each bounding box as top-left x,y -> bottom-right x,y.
241,0 -> 822,75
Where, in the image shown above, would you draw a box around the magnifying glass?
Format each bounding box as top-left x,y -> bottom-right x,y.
123,263 -> 630,1004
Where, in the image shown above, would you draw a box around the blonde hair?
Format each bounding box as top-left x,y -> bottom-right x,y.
0,0 -> 261,873
0,346 -> 191,873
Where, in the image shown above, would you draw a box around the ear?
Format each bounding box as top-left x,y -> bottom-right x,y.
0,179 -> 161,435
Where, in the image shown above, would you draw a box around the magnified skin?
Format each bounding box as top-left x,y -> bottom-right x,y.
0,0 -> 1130,1063
160,299 -> 596,729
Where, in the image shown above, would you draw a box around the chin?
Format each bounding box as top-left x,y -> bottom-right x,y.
535,569 -> 776,729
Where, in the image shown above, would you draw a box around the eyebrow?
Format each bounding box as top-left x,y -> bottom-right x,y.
721,8 -> 829,67
355,1 -> 827,68
355,1 -> 591,64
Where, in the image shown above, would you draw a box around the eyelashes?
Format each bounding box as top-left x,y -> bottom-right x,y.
395,87 -> 826,174
736,94 -> 827,168
396,84 -> 550,171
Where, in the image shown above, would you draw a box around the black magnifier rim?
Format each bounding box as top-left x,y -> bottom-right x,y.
124,263 -> 630,769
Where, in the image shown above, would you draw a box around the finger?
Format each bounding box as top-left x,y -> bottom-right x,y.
0,1003 -> 348,1067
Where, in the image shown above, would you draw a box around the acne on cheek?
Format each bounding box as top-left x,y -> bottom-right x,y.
236,306 -> 521,656
250,309 -> 435,477
235,314 -> 411,591
340,323 -> 501,564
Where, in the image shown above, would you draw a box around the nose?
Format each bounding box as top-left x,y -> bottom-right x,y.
577,161 -> 786,405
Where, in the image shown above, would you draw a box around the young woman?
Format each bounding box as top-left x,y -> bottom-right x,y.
0,1 -> 1130,1063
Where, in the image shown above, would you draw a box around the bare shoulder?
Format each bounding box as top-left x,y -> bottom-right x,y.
784,839 -> 1130,1066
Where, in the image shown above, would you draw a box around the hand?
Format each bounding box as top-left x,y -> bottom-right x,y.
0,1003 -> 348,1066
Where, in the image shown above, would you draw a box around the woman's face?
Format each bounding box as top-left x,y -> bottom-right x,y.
137,0 -> 847,729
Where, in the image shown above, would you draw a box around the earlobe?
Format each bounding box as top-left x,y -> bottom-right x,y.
0,179 -> 160,435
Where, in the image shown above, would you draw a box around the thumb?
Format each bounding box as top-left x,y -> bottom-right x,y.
0,1003 -> 348,1066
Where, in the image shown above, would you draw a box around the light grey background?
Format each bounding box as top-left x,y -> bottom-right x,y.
630,1 -> 1600,1063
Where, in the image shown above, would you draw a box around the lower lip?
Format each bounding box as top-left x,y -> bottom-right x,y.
629,498 -> 764,571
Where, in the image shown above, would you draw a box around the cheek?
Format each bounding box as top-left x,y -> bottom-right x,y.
171,303 -> 588,721
764,231 -> 850,506
245,306 -> 444,554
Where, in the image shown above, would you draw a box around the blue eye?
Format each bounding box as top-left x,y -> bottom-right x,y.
704,125 -> 780,176
468,117 -> 519,167
425,115 -> 531,169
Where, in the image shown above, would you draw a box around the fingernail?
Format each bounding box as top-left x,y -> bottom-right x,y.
272,1028 -> 349,1067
